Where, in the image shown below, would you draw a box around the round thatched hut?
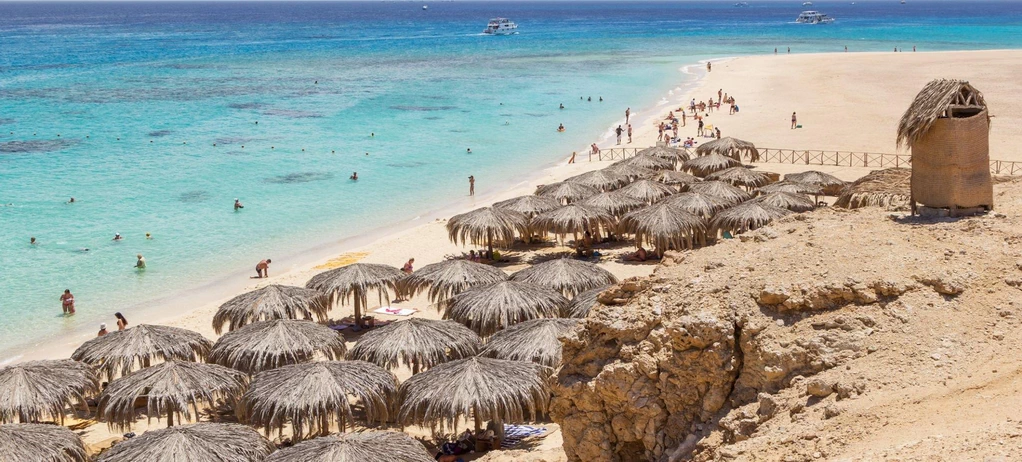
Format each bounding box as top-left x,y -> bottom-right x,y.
897,79 -> 993,215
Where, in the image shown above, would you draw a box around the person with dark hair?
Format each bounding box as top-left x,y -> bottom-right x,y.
60,290 -> 75,315
115,312 -> 128,330
256,259 -> 271,278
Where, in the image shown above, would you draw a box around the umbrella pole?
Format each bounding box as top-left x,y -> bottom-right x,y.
355,291 -> 364,328
167,409 -> 174,427
473,405 -> 482,433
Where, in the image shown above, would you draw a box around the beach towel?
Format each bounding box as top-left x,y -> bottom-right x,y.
501,424 -> 546,448
372,306 -> 418,316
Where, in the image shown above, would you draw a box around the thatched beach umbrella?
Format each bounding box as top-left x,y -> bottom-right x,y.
208,319 -> 347,375
94,423 -> 273,462
479,318 -> 580,368
564,169 -> 629,191
620,202 -> 706,256
347,318 -> 481,374
98,360 -> 246,429
562,286 -> 608,319
535,182 -> 599,204
402,259 -> 507,304
245,361 -> 397,440
397,357 -> 549,433
579,191 -> 646,217
305,263 -> 405,329
784,170 -> 847,196
617,179 -> 677,204
0,423 -> 87,462
614,154 -> 674,172
531,203 -> 615,241
446,207 -> 528,255
834,168 -> 912,210
0,360 -> 97,424
654,170 -> 701,189
752,192 -> 816,212
71,325 -> 212,379
688,180 -> 753,205
637,144 -> 691,166
757,181 -> 823,196
663,192 -> 731,218
445,281 -> 566,336
711,202 -> 791,236
604,163 -> 654,180
212,285 -> 330,334
706,166 -> 772,189
265,430 -> 433,462
492,195 -> 560,217
694,136 -> 760,162
682,152 -> 742,177
510,258 -> 618,297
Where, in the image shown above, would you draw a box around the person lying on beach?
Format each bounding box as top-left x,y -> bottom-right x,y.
625,247 -> 648,262
255,259 -> 271,278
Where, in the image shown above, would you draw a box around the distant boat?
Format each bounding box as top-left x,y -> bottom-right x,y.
900,0 -> 906,3
483,18 -> 518,36
734,2 -> 750,6
803,1 -> 813,6
422,5 -> 428,10
795,10 -> 835,24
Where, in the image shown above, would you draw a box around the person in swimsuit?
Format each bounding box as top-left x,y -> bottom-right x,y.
256,259 -> 271,278
115,312 -> 128,330
113,233 -> 123,241
30,237 -> 36,245
98,323 -> 108,337
402,258 -> 414,274
468,176 -> 475,196
60,289 -> 75,315
791,112 -> 798,129
350,172 -> 358,180
234,199 -> 244,211
135,254 -> 146,269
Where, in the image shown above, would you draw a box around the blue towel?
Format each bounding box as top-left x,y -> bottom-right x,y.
501,424 -> 546,448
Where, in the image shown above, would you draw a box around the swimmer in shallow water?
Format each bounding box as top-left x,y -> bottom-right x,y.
234,199 -> 244,211
113,233 -> 123,241
135,254 -> 146,269
557,124 -> 565,132
350,172 -> 358,180
30,237 -> 36,245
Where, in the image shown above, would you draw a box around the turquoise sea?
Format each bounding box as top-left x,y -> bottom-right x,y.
2,1 -> 1021,361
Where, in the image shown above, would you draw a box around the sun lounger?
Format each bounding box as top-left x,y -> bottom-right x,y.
372,306 -> 418,316
500,424 -> 547,448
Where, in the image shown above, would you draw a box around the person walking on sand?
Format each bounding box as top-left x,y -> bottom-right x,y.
234,199 -> 244,211
135,254 -> 146,269
697,119 -> 704,137
567,151 -> 576,164
681,111 -> 686,127
715,127 -> 721,140
255,259 -> 271,278
718,89 -> 722,103
60,289 -> 75,315
625,107 -> 631,124
468,175 -> 475,196
615,125 -> 623,145
115,312 -> 128,330
791,112 -> 798,129
627,124 -> 633,144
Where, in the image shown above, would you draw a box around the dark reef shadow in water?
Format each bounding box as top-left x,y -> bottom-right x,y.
263,172 -> 335,184
0,139 -> 80,153
148,130 -> 172,137
386,161 -> 428,168
524,113 -> 550,118
261,109 -> 324,119
389,105 -> 457,112
0,118 -> 14,125
178,190 -> 211,203
423,116 -> 443,121
214,137 -> 261,145
228,102 -> 265,110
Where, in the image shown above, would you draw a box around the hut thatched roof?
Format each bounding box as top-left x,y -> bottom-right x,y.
562,285 -> 608,318
94,423 -> 273,462
682,152 -> 742,177
347,318 -> 481,373
663,192 -> 731,218
244,361 -> 397,440
620,202 -> 706,254
688,180 -> 753,205
897,79 -> 987,148
445,207 -> 528,250
694,137 -> 760,161
397,357 -> 549,432
212,285 -> 330,335
756,181 -> 824,196
531,204 -> 616,236
71,325 -> 212,380
0,360 -> 98,424
783,171 -> 846,188
617,179 -> 677,204
98,360 -> 246,429
834,168 -> 912,210
208,319 -> 347,375
534,182 -> 599,204
706,166 -> 772,188
564,170 -> 629,191
445,281 -> 566,337
479,318 -> 580,368
579,191 -> 646,217
265,430 -> 433,462
402,259 -> 508,303
614,154 -> 674,171
711,202 -> 791,235
510,258 -> 618,297
653,170 -> 701,187
752,191 -> 816,212
492,195 -> 561,217
604,163 -> 655,180
637,144 -> 691,165
0,423 -> 87,462
305,263 -> 406,328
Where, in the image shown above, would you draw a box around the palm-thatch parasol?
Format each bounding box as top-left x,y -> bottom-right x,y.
897,79 -> 987,149
244,361 -> 397,440
446,207 -> 528,255
614,154 -> 674,171
694,136 -> 760,162
620,202 -> 706,256
637,143 -> 691,166
0,360 -> 98,424
682,152 -> 742,177
604,163 -> 655,180
509,258 -> 618,297
752,192 -> 816,212
579,191 -> 646,217
711,202 -> 791,236
653,170 -> 701,189
564,169 -> 629,191
705,166 -> 772,189
208,319 -> 347,375
479,318 -> 580,368
663,192 -> 731,218
688,180 -> 753,205
534,182 -> 599,204
617,179 -> 677,204
531,203 -> 615,240
305,263 -> 405,329
444,281 -> 566,337
265,430 -> 433,462
401,259 -> 508,304
71,325 -> 212,379
212,285 -> 330,335
784,170 -> 847,196
94,423 -> 273,462
347,318 -> 481,374
833,168 -> 912,210
756,181 -> 824,196
397,357 -> 549,433
98,360 -> 246,429
0,423 -> 88,462
561,285 -> 608,318
492,195 -> 561,218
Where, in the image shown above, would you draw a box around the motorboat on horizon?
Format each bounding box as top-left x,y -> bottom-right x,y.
795,10 -> 835,24
483,18 -> 518,35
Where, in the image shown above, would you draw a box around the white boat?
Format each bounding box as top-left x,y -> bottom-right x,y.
803,1 -> 813,6
483,18 -> 518,35
422,5 -> 428,10
795,10 -> 835,24
734,2 -> 750,6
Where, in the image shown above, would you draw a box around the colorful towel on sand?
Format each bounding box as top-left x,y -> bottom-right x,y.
501,424 -> 546,448
372,306 -> 418,316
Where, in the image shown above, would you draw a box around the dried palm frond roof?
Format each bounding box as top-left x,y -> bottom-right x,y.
0,360 -> 98,425
682,152 -> 742,177
305,263 -> 405,306
0,423 -> 87,462
445,281 -> 566,337
751,191 -> 816,212
445,207 -> 528,249
604,163 -> 655,179
783,171 -> 846,188
212,285 -> 330,335
347,318 -> 481,373
98,360 -> 246,430
564,169 -> 629,191
244,361 -> 398,440
663,192 -> 731,218
705,166 -> 772,188
688,180 -> 753,205
617,179 -> 677,204
71,325 -> 212,380
534,182 -> 599,204
756,181 -> 824,196
531,203 -> 616,236
833,168 -> 913,210
579,191 -> 646,217
402,259 -> 508,303
561,285 -> 609,319
614,154 -> 674,171
510,258 -> 618,297
265,430 -> 433,462
94,423 -> 273,462
694,137 -> 761,161
637,144 -> 691,164
653,170 -> 701,187
620,202 -> 706,253
897,79 -> 987,148
479,318 -> 580,368
397,357 -> 549,432
208,319 -> 347,375
711,202 -> 791,235
492,195 -> 561,217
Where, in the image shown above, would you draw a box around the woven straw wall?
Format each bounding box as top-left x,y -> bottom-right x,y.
911,109 -> 994,210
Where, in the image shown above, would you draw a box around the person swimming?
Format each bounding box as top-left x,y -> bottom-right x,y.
559,103 -> 564,109
135,254 -> 146,269
350,172 -> 358,180
112,233 -> 123,241
557,124 -> 565,132
234,199 -> 244,211
30,237 -> 36,245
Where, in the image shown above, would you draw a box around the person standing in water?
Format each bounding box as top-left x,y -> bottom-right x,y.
30,237 -> 36,245
60,289 -> 75,315
255,259 -> 271,278
234,199 -> 244,211
625,107 -> 630,124
135,254 -> 146,269
468,176 -> 475,196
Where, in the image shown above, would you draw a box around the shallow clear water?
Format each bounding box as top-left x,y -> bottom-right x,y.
2,1 -> 1021,361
